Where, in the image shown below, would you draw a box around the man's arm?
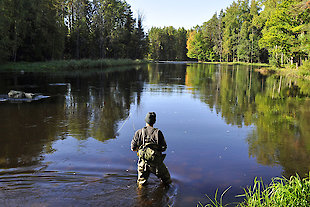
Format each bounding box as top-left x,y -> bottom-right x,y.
158,130 -> 167,152
131,130 -> 141,151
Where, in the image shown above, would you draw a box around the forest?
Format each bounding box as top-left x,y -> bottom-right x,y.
0,0 -> 148,62
186,0 -> 310,67
0,0 -> 309,68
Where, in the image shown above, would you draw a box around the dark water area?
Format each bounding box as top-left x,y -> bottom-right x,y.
0,63 -> 310,206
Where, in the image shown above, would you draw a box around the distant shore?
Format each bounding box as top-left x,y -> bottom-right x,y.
201,61 -> 270,67
1,60 -> 309,81
0,59 -> 148,72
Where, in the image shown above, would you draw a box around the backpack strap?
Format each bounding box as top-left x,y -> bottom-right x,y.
142,127 -> 146,146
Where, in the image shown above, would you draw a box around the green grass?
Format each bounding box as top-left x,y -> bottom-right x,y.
198,186 -> 233,207
200,174 -> 310,207
276,61 -> 310,80
0,58 -> 148,72
237,174 -> 310,207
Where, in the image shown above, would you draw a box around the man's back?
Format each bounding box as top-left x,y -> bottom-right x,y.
131,126 -> 167,152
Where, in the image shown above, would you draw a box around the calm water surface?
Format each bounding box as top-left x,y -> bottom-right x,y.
0,63 -> 310,206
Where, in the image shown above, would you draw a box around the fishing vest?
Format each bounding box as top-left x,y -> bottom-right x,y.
138,127 -> 163,164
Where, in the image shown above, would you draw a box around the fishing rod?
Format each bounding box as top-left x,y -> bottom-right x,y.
115,108 -> 137,137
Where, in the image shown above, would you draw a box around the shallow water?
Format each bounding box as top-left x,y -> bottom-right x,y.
0,63 -> 310,206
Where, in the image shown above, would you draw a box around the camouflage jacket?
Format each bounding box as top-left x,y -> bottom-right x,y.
131,126 -> 167,152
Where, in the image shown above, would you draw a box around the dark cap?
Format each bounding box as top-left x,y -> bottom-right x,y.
145,112 -> 156,125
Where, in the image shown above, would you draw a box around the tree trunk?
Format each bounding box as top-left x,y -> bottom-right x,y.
281,53 -> 283,65
278,76 -> 282,94
291,56 -> 293,65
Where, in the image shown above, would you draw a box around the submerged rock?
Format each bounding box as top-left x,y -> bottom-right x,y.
8,90 -> 36,99
1,91 -> 49,103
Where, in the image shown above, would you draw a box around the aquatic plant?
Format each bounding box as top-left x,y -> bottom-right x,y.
199,174 -> 310,207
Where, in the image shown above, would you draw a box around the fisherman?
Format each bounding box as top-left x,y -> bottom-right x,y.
131,112 -> 171,187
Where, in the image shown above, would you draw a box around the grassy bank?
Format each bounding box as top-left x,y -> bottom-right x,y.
277,61 -> 310,80
201,61 -> 270,67
199,173 -> 310,207
255,61 -> 310,80
200,61 -> 310,81
0,59 -> 148,72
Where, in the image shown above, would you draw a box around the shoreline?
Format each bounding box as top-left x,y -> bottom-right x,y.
0,59 -> 148,72
200,61 -> 270,67
1,59 -> 309,81
255,66 -> 310,80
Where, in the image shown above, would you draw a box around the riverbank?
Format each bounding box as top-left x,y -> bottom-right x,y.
255,61 -> 310,80
200,173 -> 310,207
0,59 -> 148,72
201,61 -> 270,67
201,61 -> 310,81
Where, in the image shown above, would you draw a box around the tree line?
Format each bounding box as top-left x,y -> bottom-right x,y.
187,0 -> 310,67
1,0 -> 309,67
147,26 -> 188,61
0,0 -> 148,62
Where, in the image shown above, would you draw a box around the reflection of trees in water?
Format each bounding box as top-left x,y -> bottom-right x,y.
247,76 -> 310,177
185,64 -> 310,177
147,64 -> 187,88
0,68 -> 145,169
0,98 -> 66,169
64,69 -> 145,141
62,64 -> 187,142
185,64 -> 263,127
1,64 -> 310,177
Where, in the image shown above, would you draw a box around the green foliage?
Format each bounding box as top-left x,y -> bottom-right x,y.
187,29 -> 209,61
186,0 -> 268,63
237,174 -> 310,207
184,0 -> 309,66
199,174 -> 310,207
148,26 -> 188,61
259,0 -> 310,67
0,0 -> 148,62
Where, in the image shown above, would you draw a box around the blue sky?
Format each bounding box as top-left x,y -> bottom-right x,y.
126,0 -> 236,30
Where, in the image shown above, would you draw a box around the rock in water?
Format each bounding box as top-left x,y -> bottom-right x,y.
8,90 -> 25,98
8,90 -> 36,99
24,93 -> 36,99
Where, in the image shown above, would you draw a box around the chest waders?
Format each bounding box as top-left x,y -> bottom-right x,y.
136,128 -> 171,186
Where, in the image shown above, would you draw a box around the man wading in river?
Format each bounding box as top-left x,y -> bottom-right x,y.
131,112 -> 171,188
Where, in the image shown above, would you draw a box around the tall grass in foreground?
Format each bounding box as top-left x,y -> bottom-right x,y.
199,173 -> 310,207
238,174 -> 310,207
197,186 -> 233,207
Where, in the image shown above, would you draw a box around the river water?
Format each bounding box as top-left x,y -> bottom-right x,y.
0,63 -> 310,206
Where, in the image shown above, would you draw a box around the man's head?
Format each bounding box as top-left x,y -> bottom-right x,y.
145,112 -> 156,126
